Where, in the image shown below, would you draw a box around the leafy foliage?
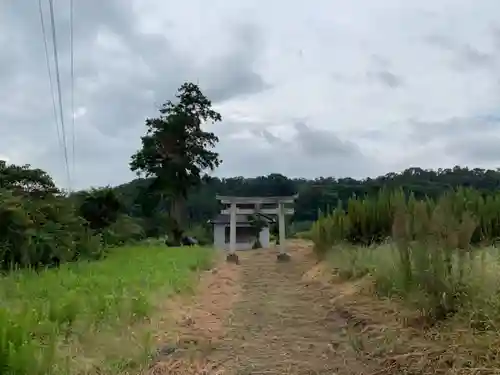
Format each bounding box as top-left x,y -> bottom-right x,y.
0,161 -> 142,269
77,187 -> 123,231
0,188 -> 102,269
0,160 -> 59,197
247,214 -> 268,249
100,214 -> 145,247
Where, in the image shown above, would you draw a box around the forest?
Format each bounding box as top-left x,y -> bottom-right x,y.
113,165 -> 500,235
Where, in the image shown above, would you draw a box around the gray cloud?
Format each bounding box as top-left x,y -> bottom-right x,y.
424,33 -> 497,70
460,45 -> 495,68
292,122 -> 361,157
493,27 -> 500,50
405,114 -> 500,168
216,123 -> 376,180
424,34 -> 456,50
3,0 -> 500,188
368,70 -> 404,88
200,23 -> 272,102
259,129 -> 283,145
0,0 -> 270,188
251,121 -> 362,159
367,55 -> 404,88
409,115 -> 500,144
445,135 -> 500,163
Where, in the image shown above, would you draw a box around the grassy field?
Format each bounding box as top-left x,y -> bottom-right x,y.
323,242 -> 500,372
0,243 -> 213,375
325,243 -> 500,323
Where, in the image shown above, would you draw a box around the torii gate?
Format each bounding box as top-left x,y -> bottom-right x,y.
216,194 -> 298,263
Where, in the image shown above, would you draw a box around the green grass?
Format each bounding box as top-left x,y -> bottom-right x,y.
0,243 -> 214,375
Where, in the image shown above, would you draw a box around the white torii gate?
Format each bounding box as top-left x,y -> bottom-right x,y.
216,194 -> 298,262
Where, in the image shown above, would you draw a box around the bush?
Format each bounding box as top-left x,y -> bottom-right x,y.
310,202 -> 351,259
0,160 -> 154,270
0,189 -> 105,269
311,187 -> 500,249
77,187 -> 123,231
184,224 -> 212,246
101,214 -> 146,247
385,197 -> 475,321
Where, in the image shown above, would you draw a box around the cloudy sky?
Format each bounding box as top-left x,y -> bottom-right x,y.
2,0 -> 500,189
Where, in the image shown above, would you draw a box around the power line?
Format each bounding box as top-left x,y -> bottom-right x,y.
70,0 -> 76,177
47,0 -> 72,192
38,0 -> 63,151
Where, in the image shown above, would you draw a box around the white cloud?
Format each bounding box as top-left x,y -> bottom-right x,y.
2,0 -> 500,189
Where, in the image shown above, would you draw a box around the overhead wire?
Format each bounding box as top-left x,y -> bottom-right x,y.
38,0 -> 63,152
47,0 -> 72,192
69,0 -> 76,177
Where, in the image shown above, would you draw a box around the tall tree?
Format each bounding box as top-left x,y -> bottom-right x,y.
130,82 -> 222,244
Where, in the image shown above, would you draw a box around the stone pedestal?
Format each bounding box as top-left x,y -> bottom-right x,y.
226,253 -> 240,264
276,253 -> 291,262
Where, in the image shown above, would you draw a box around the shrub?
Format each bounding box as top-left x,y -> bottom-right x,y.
385,197 -> 477,320
184,224 -> 212,246
310,203 -> 350,259
310,187 -> 500,249
77,187 -> 123,231
0,160 -> 156,269
101,214 -> 146,247
0,189 -> 105,269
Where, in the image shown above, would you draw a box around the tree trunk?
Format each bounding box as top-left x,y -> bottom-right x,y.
169,195 -> 186,245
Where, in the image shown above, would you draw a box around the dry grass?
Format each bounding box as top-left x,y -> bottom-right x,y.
146,252 -> 242,375
147,240 -> 387,374
141,240 -> 500,374
325,277 -> 500,374
321,243 -> 500,374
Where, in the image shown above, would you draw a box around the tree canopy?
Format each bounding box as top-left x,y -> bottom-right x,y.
0,160 -> 59,197
77,188 -> 123,231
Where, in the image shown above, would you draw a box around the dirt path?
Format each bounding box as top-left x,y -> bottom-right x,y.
148,241 -> 381,375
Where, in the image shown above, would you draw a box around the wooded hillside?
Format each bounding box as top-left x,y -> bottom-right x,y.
113,166 -> 500,231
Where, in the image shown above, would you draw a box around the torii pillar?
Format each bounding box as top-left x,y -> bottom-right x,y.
228,201 -> 238,263
277,200 -> 290,262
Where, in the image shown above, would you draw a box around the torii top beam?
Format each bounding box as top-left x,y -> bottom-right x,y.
215,194 -> 299,205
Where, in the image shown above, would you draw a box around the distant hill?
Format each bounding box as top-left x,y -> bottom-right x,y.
112,166 -> 500,225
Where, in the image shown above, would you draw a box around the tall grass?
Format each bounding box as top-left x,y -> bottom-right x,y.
311,188 -> 500,325
0,243 -> 213,374
325,244 -> 500,328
